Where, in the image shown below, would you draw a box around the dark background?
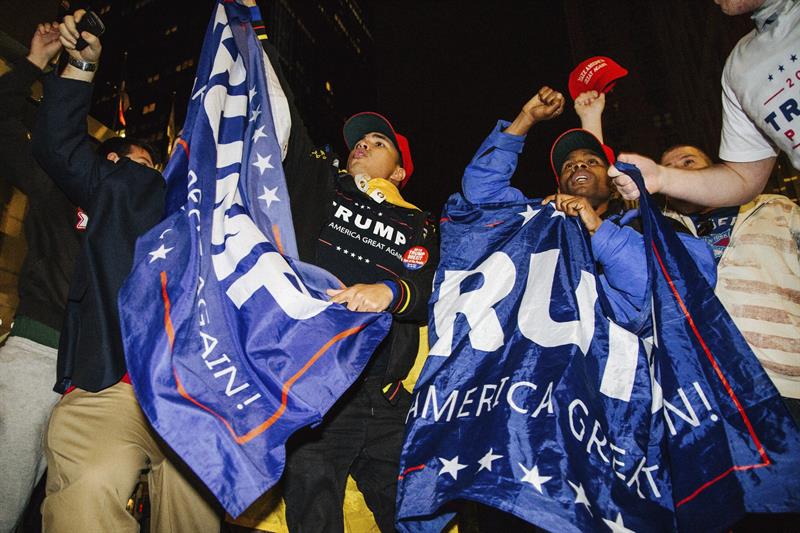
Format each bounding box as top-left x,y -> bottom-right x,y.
2,0 -> 790,218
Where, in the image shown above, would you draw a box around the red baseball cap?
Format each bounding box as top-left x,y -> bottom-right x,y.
550,128 -> 616,186
343,112 -> 414,188
568,56 -> 629,100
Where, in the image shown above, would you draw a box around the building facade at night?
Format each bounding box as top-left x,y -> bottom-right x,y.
88,0 -> 376,161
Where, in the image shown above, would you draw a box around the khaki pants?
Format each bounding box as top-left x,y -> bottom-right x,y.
42,381 -> 220,533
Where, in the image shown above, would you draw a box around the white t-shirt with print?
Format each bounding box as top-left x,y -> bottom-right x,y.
719,0 -> 800,170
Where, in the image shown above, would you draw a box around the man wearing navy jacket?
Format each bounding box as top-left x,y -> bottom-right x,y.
32,10 -> 219,532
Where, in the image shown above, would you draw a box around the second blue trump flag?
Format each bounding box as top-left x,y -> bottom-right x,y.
396,165 -> 800,532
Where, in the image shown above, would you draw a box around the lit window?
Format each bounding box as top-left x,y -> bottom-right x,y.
143,102 -> 156,115
175,59 -> 195,72
325,81 -> 332,93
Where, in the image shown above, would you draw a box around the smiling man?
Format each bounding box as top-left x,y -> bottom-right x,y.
462,87 -> 716,324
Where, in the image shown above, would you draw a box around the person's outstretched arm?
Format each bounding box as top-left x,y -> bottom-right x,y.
32,9 -> 105,208
574,90 -> 605,143
462,86 -> 564,204
610,154 -> 775,207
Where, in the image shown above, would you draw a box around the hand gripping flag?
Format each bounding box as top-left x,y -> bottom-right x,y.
117,1 -> 390,517
396,164 -> 800,532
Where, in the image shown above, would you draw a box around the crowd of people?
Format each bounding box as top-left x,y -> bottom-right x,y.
0,0 -> 798,531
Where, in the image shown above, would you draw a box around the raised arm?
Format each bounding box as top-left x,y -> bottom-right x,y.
0,23 -> 63,196
462,86 -> 564,204
573,90 -> 605,143
31,9 -> 106,208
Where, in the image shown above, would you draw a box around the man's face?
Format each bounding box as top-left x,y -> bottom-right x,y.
660,146 -> 712,171
346,132 -> 404,184
661,146 -> 712,214
126,145 -> 156,169
714,0 -> 766,16
559,148 -> 612,208
106,145 -> 156,169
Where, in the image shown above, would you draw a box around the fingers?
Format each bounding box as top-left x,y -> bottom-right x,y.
59,15 -> 79,49
60,9 -> 87,46
545,193 -> 582,216
326,284 -> 391,313
37,22 -> 57,35
610,168 -> 641,201
574,90 -> 599,107
557,196 -> 586,217
82,30 -> 101,52
537,86 -> 565,107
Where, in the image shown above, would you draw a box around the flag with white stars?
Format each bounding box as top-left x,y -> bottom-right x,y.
117,1 -> 390,518
397,165 -> 800,532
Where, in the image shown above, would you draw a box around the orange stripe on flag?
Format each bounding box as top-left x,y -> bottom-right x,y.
161,272 -> 175,349
160,271 -> 367,445
272,224 -> 284,254
176,138 -> 189,157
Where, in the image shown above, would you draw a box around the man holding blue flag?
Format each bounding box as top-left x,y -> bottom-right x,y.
396,86 -> 800,531
462,86 -> 716,323
256,37 -> 440,529
32,9 -> 220,532
106,0 -> 436,526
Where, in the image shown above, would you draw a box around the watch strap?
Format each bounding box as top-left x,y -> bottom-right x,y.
67,56 -> 98,72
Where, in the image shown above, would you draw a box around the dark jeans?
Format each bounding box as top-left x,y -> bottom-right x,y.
283,377 -> 411,533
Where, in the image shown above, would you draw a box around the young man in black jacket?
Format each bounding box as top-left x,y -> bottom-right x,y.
261,40 -> 439,533
31,10 -> 219,532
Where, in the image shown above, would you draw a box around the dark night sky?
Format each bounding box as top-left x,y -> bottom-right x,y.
371,1 -> 576,216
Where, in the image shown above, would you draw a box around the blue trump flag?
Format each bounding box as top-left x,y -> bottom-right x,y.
118,1 -> 390,517
396,164 -> 800,532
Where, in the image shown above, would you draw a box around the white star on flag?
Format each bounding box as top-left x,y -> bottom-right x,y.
148,244 -> 174,263
518,205 -> 539,226
252,153 -> 274,175
477,449 -> 503,472
518,463 -> 552,493
567,480 -> 592,515
549,203 -> 566,218
602,512 -> 636,533
249,104 -> 262,122
438,456 -> 468,481
251,125 -> 268,143
248,86 -> 257,100
258,186 -> 280,208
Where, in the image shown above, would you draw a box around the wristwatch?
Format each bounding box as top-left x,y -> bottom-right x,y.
67,56 -> 98,72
